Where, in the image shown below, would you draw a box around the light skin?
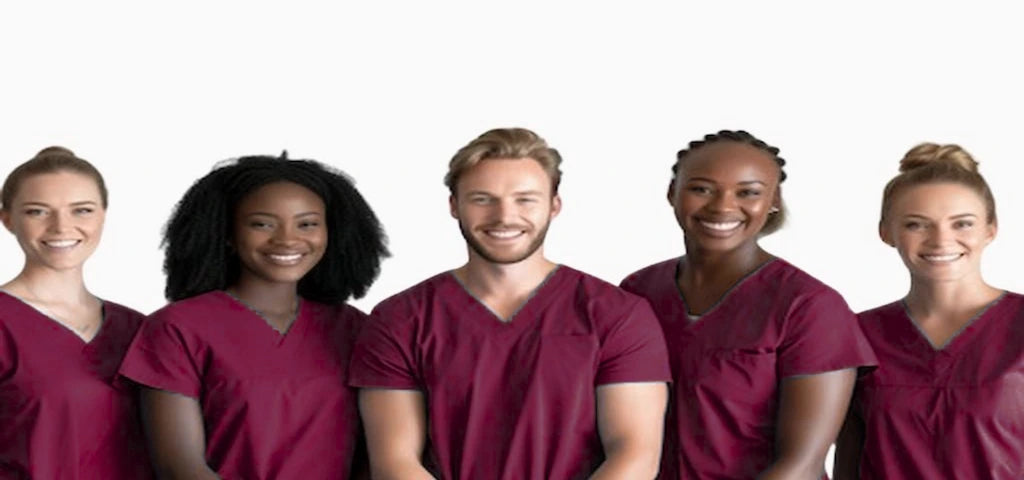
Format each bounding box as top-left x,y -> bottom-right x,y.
361,156 -> 668,480
140,181 -> 328,480
833,182 -> 1001,480
672,141 -> 855,479
0,171 -> 106,342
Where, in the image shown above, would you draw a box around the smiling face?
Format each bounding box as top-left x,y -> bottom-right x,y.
881,182 -> 995,283
669,141 -> 781,254
232,181 -> 327,288
450,157 -> 561,265
1,171 -> 106,272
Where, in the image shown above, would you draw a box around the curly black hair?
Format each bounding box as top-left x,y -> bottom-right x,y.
162,153 -> 389,304
673,129 -> 787,182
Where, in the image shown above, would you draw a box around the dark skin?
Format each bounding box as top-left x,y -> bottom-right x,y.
672,142 -> 856,479
141,183 -> 368,479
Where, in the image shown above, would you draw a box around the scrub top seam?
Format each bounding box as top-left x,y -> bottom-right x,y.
448,265 -> 562,324
0,289 -> 108,344
900,290 -> 1008,351
673,256 -> 779,319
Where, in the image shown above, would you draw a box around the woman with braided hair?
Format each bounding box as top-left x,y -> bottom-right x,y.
621,130 -> 876,479
0,147 -> 153,478
834,144 -> 1023,479
119,153 -> 388,479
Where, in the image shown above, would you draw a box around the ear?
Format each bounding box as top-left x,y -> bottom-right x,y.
666,179 -> 677,206
0,209 -> 11,233
449,194 -> 458,219
985,219 -> 998,245
879,222 -> 895,247
550,194 -> 562,218
772,186 -> 782,210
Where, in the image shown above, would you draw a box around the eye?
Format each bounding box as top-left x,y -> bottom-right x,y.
72,207 -> 95,215
23,208 -> 47,217
298,220 -> 321,229
685,185 -> 711,195
737,189 -> 762,198
516,197 -> 538,204
248,220 -> 274,229
903,221 -> 924,231
953,219 -> 974,229
469,196 -> 493,205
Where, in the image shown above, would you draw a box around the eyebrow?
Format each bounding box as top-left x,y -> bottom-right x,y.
903,213 -> 978,220
19,200 -> 99,207
245,211 -> 322,218
686,177 -> 767,186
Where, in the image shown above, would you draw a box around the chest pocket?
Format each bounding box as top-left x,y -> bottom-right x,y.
694,348 -> 778,415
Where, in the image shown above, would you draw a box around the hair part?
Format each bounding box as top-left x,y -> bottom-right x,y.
1,146 -> 108,210
445,127 -> 563,195
162,153 -> 389,304
880,142 -> 996,225
672,129 -> 787,235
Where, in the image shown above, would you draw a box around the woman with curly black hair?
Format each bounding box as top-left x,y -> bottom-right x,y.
119,153 -> 388,479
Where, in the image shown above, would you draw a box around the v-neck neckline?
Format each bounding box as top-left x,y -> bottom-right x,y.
448,265 -> 563,325
899,291 -> 1007,352
673,256 -> 778,321
0,289 -> 107,345
220,290 -> 304,338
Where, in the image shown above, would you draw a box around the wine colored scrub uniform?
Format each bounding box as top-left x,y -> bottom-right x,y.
119,291 -> 364,479
853,292 -> 1024,479
0,291 -> 153,479
620,258 -> 876,480
349,265 -> 671,479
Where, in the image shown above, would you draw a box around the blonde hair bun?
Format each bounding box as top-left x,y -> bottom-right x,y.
899,143 -> 978,173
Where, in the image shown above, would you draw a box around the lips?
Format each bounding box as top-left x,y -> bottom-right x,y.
920,252 -> 964,263
42,239 -> 81,249
481,225 -> 528,241
264,252 -> 306,265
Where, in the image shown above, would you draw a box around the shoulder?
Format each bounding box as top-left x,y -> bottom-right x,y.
620,258 -> 678,294
371,271 -> 454,317
304,298 -> 369,327
558,266 -> 651,321
757,259 -> 845,303
857,300 -> 904,325
100,299 -> 147,332
147,291 -> 234,326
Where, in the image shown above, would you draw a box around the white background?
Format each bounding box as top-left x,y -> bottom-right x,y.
2,1 -> 1022,472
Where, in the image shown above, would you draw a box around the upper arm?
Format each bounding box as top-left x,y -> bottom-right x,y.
772,368 -> 857,475
358,388 -> 432,479
593,382 -> 668,479
139,387 -> 219,479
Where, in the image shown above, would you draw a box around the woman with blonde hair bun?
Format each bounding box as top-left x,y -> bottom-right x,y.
834,143 -> 1023,479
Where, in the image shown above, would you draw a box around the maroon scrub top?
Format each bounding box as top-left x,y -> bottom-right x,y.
854,293 -> 1024,479
0,292 -> 153,479
349,265 -> 671,479
119,291 -> 364,480
621,258 -> 876,480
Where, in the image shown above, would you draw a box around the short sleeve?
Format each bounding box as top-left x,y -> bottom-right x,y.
347,305 -> 421,390
777,288 -> 877,378
595,298 -> 672,385
118,311 -> 204,398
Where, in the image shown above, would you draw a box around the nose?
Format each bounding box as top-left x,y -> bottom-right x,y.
497,198 -> 519,224
707,191 -> 737,212
48,210 -> 72,233
928,224 -> 955,245
270,224 -> 299,244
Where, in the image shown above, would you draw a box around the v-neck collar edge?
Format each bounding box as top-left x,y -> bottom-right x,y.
673,256 -> 780,320
899,290 -> 1008,351
0,289 -> 108,345
447,264 -> 564,324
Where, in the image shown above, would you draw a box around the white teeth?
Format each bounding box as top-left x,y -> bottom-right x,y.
267,253 -> 302,263
486,230 -> 523,239
43,240 -> 79,248
700,221 -> 742,231
922,253 -> 962,262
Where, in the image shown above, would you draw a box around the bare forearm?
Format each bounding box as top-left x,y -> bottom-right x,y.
757,459 -> 823,480
589,444 -> 660,479
152,462 -> 221,480
370,460 -> 436,480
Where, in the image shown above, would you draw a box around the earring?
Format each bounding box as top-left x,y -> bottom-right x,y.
769,206 -> 780,214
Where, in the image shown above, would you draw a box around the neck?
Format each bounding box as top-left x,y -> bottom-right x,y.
454,249 -> 558,299
2,262 -> 91,304
905,274 -> 1002,318
681,239 -> 772,286
228,276 -> 300,316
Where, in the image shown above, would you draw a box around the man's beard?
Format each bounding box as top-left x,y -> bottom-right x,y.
458,220 -> 551,265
